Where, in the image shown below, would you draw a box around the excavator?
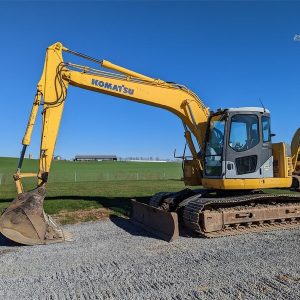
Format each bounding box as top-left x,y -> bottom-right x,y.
0,42 -> 299,245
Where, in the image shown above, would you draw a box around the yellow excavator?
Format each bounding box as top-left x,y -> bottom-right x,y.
0,42 -> 299,245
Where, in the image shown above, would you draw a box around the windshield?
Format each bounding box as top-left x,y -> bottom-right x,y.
229,114 -> 259,152
205,114 -> 225,176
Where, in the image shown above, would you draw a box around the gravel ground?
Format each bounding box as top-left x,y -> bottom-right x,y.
0,218 -> 299,300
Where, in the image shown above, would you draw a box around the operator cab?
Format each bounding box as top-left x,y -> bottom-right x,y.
204,107 -> 273,179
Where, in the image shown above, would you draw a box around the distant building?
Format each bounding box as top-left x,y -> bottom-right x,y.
54,155 -> 62,160
74,155 -> 117,162
119,156 -> 170,162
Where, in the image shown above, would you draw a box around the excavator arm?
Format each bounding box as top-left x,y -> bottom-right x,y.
18,42 -> 209,192
0,42 -> 209,245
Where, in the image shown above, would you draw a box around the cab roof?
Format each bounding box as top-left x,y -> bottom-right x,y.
220,107 -> 270,113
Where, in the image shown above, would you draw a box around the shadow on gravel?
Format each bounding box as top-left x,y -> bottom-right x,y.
110,216 -> 161,240
110,215 -> 198,241
0,233 -> 22,247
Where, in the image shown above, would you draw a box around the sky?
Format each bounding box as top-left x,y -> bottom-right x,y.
0,1 -> 300,160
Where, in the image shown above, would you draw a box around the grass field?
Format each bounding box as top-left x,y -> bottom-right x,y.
0,157 -> 185,223
0,157 -> 182,185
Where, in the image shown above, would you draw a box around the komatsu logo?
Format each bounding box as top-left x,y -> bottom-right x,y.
91,79 -> 134,95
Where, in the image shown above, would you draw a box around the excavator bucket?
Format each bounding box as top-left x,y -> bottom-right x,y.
0,186 -> 73,245
130,199 -> 179,242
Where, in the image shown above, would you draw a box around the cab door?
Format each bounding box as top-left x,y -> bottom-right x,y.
225,112 -> 272,179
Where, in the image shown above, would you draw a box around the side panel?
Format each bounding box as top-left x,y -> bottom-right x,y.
225,157 -> 274,179
202,177 -> 292,190
272,143 -> 293,178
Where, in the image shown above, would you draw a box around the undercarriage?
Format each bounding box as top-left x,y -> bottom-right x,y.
131,188 -> 300,241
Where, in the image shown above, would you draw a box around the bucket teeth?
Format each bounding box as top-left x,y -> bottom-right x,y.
0,186 -> 73,245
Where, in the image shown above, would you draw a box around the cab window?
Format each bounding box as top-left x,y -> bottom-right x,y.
205,114 -> 225,176
229,114 -> 259,152
262,116 -> 271,142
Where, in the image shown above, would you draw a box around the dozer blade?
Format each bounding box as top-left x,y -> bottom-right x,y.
0,186 -> 73,245
130,199 -> 179,242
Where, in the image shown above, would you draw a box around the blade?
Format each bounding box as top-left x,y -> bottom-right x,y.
0,186 -> 73,245
130,199 -> 179,242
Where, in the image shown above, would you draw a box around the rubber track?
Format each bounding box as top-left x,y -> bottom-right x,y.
183,194 -> 300,238
149,192 -> 173,208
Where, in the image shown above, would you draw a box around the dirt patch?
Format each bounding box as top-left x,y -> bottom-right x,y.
52,208 -> 111,225
0,249 -> 16,255
277,274 -> 300,283
277,274 -> 290,282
